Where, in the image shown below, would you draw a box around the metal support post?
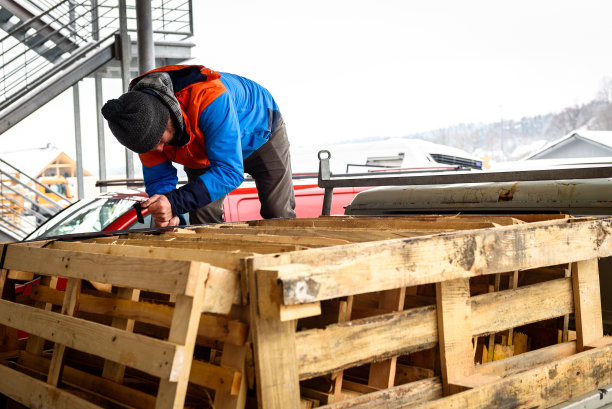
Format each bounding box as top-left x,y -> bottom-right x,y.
119,0 -> 134,179
73,83 -> 85,200
136,0 -> 155,73
95,73 -> 107,192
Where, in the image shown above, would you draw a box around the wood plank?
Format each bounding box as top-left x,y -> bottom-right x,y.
334,296 -> 353,401
52,240 -> 244,272
475,341 -> 577,378
102,287 -> 140,383
105,234 -> 307,253
29,286 -> 248,345
572,258 -> 604,351
0,362 -> 103,409
368,288 -> 406,389
322,342 -> 612,409
47,278 -> 81,386
18,350 -> 156,409
0,299 -> 182,380
250,261 -> 301,409
190,357 -> 242,395
262,217 -> 612,305
404,343 -> 612,409
182,230 -> 352,247
318,341 -> 580,409
436,278 -> 476,395
295,278 -> 573,379
3,245 -> 207,295
320,377 -> 442,409
25,275 -> 58,356
213,344 -> 248,408
197,225 -> 434,242
155,262 -> 208,409
247,217 -> 499,230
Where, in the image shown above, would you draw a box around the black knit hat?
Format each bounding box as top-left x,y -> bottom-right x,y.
101,91 -> 169,154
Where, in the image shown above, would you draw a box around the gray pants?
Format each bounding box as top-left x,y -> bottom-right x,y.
185,117 -> 296,224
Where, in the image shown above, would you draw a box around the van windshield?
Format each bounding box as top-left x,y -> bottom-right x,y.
26,197 -> 137,240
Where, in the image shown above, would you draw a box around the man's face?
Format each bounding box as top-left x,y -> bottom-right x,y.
151,116 -> 176,153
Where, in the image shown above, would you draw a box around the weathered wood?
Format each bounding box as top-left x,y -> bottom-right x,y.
0,299 -> 182,380
102,286 -> 140,383
250,262 -> 301,409
368,288 -> 406,389
322,377 -> 443,409
436,278 -> 476,395
295,278 -> 573,379
100,234 -> 308,253
3,245 -> 207,295
319,341 -> 609,409
25,275 -> 59,355
29,285 -> 248,345
406,343 -> 612,409
572,258 -> 604,351
0,362 -> 103,409
190,358 -> 242,395
333,296 -> 353,401
213,343 -> 248,408
247,217 -> 501,230
47,278 -> 81,386
264,218 -> 612,305
256,267 -> 322,320
18,350 -> 156,409
55,237 -> 246,271
155,262 -> 208,409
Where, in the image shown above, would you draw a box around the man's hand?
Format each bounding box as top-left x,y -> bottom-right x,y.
142,194 -> 175,227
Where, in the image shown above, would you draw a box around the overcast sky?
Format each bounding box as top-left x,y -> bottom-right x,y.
2,0 -> 612,176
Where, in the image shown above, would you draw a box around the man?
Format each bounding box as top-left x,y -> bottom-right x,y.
101,65 -> 296,227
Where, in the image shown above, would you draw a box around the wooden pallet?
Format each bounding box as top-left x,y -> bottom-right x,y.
0,214 -> 610,408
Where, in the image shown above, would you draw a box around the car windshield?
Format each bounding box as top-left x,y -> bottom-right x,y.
26,197 -> 137,240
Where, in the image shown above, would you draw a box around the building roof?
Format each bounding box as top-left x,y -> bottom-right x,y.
0,145 -> 91,178
526,130 -> 612,159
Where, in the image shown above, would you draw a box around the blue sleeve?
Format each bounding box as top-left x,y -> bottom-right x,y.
163,93 -> 244,216
198,92 -> 245,201
142,160 -> 178,197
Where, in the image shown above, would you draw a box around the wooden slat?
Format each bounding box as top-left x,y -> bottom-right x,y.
295,278 -> 573,379
436,278 -> 477,395
405,343 -> 612,409
155,263 -> 207,409
29,285 -> 248,345
191,358 -> 242,395
213,344 -> 248,408
318,341 -> 582,409
47,278 -> 81,386
176,230 -> 352,247
18,350 -> 156,409
3,245 -> 206,295
53,240 -> 244,271
250,261 -> 301,409
247,217 -> 500,230
25,275 -> 58,356
0,299 -> 182,380
102,234 -> 307,253
102,287 -> 140,383
368,288 -> 406,389
0,362 -> 103,409
264,217 -> 612,305
572,258 -> 604,351
197,225 -> 435,242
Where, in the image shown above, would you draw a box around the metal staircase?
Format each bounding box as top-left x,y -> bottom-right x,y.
0,157 -> 70,240
0,0 -> 193,239
0,0 -> 193,135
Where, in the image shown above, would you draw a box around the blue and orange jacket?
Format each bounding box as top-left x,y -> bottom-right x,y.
132,65 -> 280,216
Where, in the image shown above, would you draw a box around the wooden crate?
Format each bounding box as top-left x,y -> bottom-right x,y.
0,214 -> 611,408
